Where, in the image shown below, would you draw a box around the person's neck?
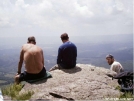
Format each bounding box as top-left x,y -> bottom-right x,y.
111,60 -> 115,64
28,42 -> 35,45
63,40 -> 69,43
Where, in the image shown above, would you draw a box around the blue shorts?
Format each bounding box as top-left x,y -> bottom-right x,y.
19,67 -> 46,82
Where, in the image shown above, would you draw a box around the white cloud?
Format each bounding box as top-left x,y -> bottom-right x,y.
0,0 -> 133,36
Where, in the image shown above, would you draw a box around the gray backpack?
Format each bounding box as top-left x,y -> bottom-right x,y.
113,71 -> 133,93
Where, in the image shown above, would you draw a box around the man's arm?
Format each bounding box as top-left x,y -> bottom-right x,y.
57,48 -> 62,64
17,47 -> 24,74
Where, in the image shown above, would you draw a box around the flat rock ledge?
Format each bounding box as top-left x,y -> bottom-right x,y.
19,64 -> 120,100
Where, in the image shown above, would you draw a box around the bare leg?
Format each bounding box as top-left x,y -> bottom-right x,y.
49,64 -> 62,72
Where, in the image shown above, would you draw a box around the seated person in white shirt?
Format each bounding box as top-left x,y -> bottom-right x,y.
106,54 -> 124,74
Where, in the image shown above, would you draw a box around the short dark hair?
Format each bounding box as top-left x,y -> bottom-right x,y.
27,36 -> 36,43
106,54 -> 114,59
60,33 -> 69,40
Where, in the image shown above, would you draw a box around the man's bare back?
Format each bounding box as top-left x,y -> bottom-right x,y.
15,36 -> 46,84
22,44 -> 44,73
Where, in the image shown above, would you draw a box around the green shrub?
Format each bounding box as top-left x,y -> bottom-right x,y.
2,83 -> 34,100
115,85 -> 133,100
16,91 -> 34,100
2,84 -> 22,98
119,92 -> 133,99
115,85 -> 121,90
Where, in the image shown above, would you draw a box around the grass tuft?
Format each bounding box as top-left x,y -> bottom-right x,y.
16,90 -> 34,100
115,85 -> 133,100
119,92 -> 133,99
1,83 -> 34,100
115,85 -> 121,90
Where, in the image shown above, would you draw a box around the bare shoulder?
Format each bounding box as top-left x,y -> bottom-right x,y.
21,44 -> 33,52
21,44 -> 43,52
22,44 -> 28,47
22,44 -> 28,49
36,45 -> 43,51
31,44 -> 43,52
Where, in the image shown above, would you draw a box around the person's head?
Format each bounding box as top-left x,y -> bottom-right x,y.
106,54 -> 114,65
27,36 -> 36,44
60,33 -> 69,43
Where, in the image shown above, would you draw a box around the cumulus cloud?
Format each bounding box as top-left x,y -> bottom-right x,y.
0,0 -> 133,36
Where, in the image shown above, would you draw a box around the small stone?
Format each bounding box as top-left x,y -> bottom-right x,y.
91,69 -> 94,71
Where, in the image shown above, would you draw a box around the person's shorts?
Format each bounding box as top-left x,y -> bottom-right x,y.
19,67 -> 46,82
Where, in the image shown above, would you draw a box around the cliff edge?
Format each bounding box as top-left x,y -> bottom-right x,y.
19,64 -> 120,100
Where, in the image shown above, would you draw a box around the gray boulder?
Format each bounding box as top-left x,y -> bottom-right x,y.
20,64 -> 120,100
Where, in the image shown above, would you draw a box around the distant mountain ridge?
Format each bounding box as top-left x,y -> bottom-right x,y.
0,34 -> 133,87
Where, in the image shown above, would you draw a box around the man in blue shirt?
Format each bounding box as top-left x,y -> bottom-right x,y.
49,33 -> 77,71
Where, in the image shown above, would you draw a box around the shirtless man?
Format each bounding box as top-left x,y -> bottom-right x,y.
15,36 -> 46,84
106,54 -> 124,74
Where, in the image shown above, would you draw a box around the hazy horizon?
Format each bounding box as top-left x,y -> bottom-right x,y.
0,34 -> 133,86
0,33 -> 133,44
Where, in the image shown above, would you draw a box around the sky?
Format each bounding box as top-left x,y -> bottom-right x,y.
0,0 -> 133,37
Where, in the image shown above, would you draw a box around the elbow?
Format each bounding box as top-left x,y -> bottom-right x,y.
18,60 -> 23,65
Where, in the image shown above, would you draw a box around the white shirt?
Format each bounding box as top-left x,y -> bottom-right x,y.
110,61 -> 124,74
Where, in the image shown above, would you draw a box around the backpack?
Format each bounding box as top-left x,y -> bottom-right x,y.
113,71 -> 133,93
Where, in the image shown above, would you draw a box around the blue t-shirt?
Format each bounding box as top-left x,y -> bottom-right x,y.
57,41 -> 77,68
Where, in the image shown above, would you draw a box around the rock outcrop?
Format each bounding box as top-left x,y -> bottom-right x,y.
20,64 -> 120,100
